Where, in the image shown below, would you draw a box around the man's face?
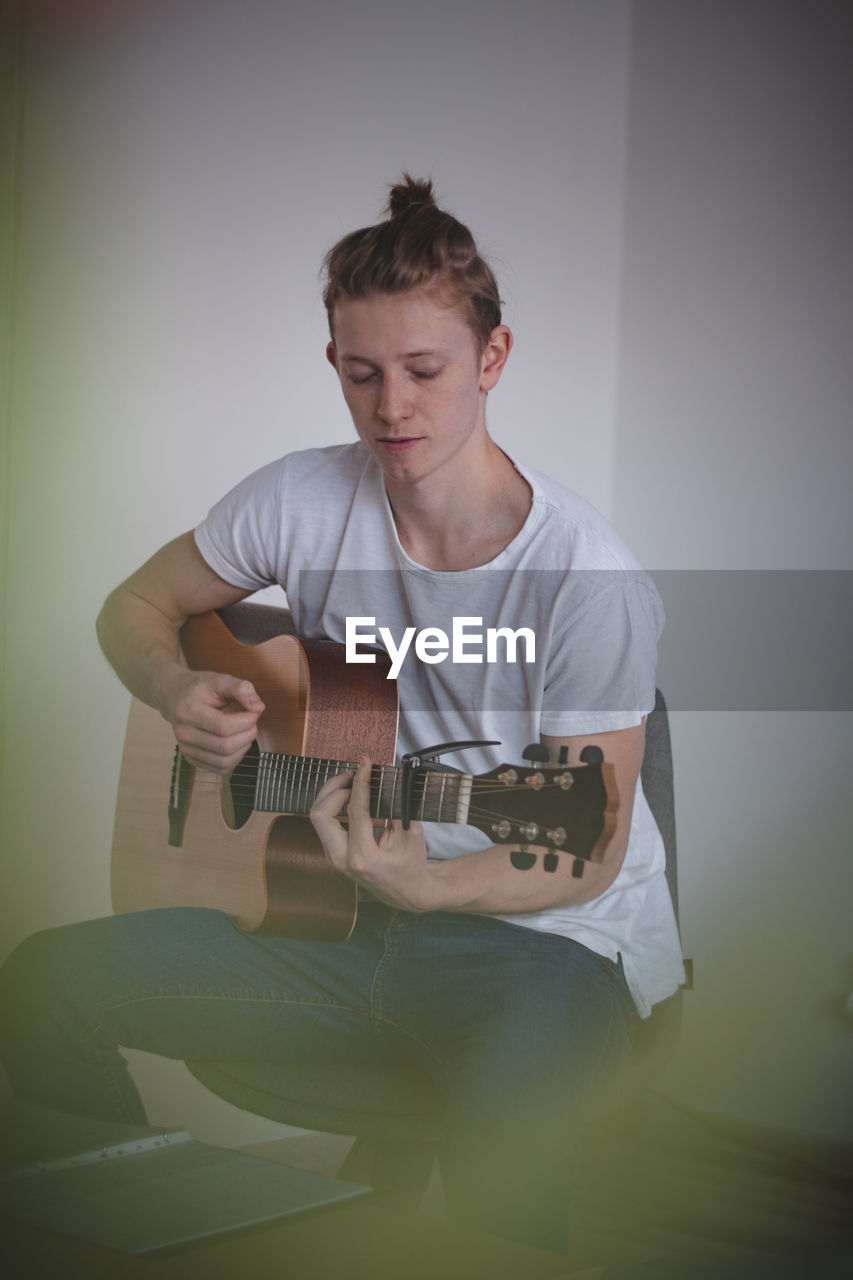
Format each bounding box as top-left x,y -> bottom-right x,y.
327,289 -> 490,490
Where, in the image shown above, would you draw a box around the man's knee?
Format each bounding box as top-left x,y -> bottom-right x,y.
0,921 -> 106,1033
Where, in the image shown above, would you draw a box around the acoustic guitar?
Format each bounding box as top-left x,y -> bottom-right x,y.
111,606 -> 614,941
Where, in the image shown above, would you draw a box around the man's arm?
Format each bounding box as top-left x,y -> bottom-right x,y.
97,531 -> 264,771
310,720 -> 645,914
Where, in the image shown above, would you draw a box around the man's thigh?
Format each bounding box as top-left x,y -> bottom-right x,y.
376,909 -> 635,1092
0,905 -> 392,1065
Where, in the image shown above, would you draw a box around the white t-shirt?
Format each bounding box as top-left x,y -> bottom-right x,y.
195,442 -> 684,1016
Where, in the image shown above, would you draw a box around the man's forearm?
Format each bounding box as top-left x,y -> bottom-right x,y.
421,836 -> 624,914
96,586 -> 187,717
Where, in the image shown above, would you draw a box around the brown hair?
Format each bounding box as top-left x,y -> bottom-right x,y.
322,174 -> 502,353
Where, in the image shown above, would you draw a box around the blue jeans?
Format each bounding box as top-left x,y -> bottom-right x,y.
0,902 -> 635,1252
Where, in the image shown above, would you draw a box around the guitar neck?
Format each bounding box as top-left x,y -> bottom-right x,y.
254,753 -> 470,826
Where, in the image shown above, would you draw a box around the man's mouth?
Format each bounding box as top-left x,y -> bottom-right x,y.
377,436 -> 423,451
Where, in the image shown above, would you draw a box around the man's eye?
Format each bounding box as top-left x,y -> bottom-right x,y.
412,370 -> 440,380
348,373 -> 376,385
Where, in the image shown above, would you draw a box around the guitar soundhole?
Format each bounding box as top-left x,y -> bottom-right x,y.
222,741 -> 260,830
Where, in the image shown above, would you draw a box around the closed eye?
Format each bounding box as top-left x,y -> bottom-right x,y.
347,369 -> 440,385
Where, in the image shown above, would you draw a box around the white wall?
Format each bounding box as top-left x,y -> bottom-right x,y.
3,0 -> 850,1148
615,0 -> 853,1140
2,0 -> 632,1144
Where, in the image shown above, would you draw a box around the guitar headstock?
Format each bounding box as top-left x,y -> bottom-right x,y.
468,744 -> 613,872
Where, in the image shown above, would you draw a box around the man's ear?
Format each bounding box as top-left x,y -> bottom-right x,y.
326,341 -> 338,371
479,325 -> 512,392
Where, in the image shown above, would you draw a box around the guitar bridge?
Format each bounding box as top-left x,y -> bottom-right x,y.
168,746 -> 193,847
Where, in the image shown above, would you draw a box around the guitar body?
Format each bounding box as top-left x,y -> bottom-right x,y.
111,607 -> 398,940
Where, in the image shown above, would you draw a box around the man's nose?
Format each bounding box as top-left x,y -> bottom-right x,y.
377,375 -> 412,425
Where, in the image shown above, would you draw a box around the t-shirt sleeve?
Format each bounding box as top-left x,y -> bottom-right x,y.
538,570 -> 664,736
193,457 -> 288,591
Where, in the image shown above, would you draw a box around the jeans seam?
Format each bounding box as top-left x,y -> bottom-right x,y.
367,912 -> 397,1021
91,990 -> 378,1053
96,988 -> 357,1008
92,988 -> 444,1061
89,989 -> 382,1121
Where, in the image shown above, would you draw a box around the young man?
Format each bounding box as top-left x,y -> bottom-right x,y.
0,177 -> 683,1253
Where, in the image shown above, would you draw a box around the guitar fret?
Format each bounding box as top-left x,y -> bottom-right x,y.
308,757 -> 327,813
297,757 -> 309,814
271,754 -> 281,812
256,755 -> 266,810
268,753 -> 278,811
389,766 -> 398,822
456,774 -> 472,825
427,768 -> 440,819
295,752 -> 306,814
279,753 -> 289,811
313,758 -> 328,810
288,754 -> 299,812
372,767 -> 382,821
265,756 -> 273,811
383,766 -> 396,822
424,773 -> 438,822
299,757 -> 309,814
273,757 -> 279,811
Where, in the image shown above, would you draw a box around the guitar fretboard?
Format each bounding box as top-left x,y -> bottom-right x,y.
254,753 -> 472,826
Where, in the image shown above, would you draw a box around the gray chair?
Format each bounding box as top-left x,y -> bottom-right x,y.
186,603 -> 683,1201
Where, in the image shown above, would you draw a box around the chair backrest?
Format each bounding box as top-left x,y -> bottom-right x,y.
631,688 -> 683,1061
640,689 -> 678,926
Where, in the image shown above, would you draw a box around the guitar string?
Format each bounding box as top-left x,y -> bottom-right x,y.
222,768 -> 570,799
155,763 -> 576,839
216,762 -> 572,835
222,776 -> 569,802
221,776 -> 561,793
219,757 -> 568,788
200,754 -> 575,824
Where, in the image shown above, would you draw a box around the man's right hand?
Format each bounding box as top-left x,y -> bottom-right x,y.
160,667 -> 265,773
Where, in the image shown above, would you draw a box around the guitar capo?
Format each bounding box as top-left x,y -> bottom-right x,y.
400,739 -> 500,830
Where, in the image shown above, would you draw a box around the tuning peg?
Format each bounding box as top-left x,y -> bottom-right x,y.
543,853 -> 559,873
558,746 -> 569,765
580,745 -> 604,764
571,859 -> 585,878
522,743 -> 550,762
510,846 -> 537,871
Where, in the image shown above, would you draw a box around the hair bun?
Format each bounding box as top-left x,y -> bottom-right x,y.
386,173 -> 436,218
323,174 -> 502,354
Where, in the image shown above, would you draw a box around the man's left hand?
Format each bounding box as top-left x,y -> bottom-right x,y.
310,758 -> 435,911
